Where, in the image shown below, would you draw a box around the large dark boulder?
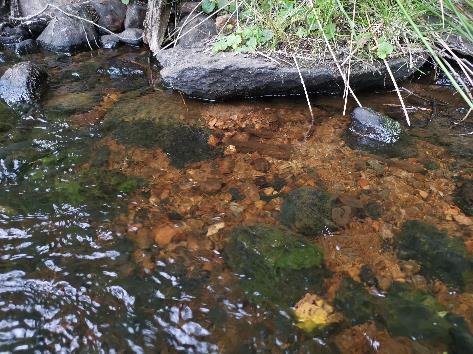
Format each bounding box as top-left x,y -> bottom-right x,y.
37,5 -> 99,53
344,107 -> 416,157
124,3 -> 147,29
91,0 -> 127,33
155,47 -> 426,100
0,62 -> 47,105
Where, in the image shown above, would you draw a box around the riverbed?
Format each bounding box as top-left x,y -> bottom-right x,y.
0,47 -> 472,353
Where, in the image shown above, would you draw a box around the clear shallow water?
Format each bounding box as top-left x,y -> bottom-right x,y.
0,47 -> 472,353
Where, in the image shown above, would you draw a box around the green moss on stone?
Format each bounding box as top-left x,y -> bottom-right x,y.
225,224 -> 328,307
335,278 -> 473,348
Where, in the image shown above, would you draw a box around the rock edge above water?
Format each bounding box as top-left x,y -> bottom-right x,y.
155,47 -> 427,100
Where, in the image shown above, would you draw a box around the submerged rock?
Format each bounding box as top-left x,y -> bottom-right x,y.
396,220 -> 473,290
345,107 -> 416,157
110,119 -> 219,168
335,278 -> 473,348
155,47 -> 426,100
0,62 -> 48,105
37,5 -> 99,53
224,224 -> 328,306
280,187 -> 333,236
454,180 -> 473,216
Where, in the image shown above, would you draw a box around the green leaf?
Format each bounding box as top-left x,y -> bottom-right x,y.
121,0 -> 129,4
260,29 -> 274,44
212,37 -> 230,53
376,38 -> 394,60
246,36 -> 257,51
202,0 -> 216,14
227,34 -> 242,49
296,27 -> 308,38
241,27 -> 254,40
324,22 -> 336,40
217,0 -> 228,10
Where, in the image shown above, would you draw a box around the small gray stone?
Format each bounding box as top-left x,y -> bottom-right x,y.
100,34 -> 120,49
117,28 -> 143,46
0,62 -> 47,105
124,3 -> 147,29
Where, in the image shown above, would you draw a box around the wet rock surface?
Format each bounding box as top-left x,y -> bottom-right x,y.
345,107 -> 416,157
280,187 -> 333,236
156,48 -> 426,100
396,221 -> 473,290
0,61 -> 47,105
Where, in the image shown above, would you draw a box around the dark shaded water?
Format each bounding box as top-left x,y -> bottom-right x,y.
0,47 -> 472,353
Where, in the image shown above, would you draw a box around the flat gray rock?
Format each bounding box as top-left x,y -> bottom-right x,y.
155,47 -> 427,100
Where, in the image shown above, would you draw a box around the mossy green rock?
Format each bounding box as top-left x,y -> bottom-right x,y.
335,278 -> 473,347
280,187 -> 333,236
224,224 -> 328,307
396,220 -> 473,289
454,180 -> 473,216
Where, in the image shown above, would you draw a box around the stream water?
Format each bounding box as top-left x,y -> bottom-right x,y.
0,47 -> 472,353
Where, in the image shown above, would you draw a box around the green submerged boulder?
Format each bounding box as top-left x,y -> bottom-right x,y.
224,224 -> 329,307
335,278 -> 473,351
280,187 -> 334,236
396,220 -> 473,290
108,119 -> 220,168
